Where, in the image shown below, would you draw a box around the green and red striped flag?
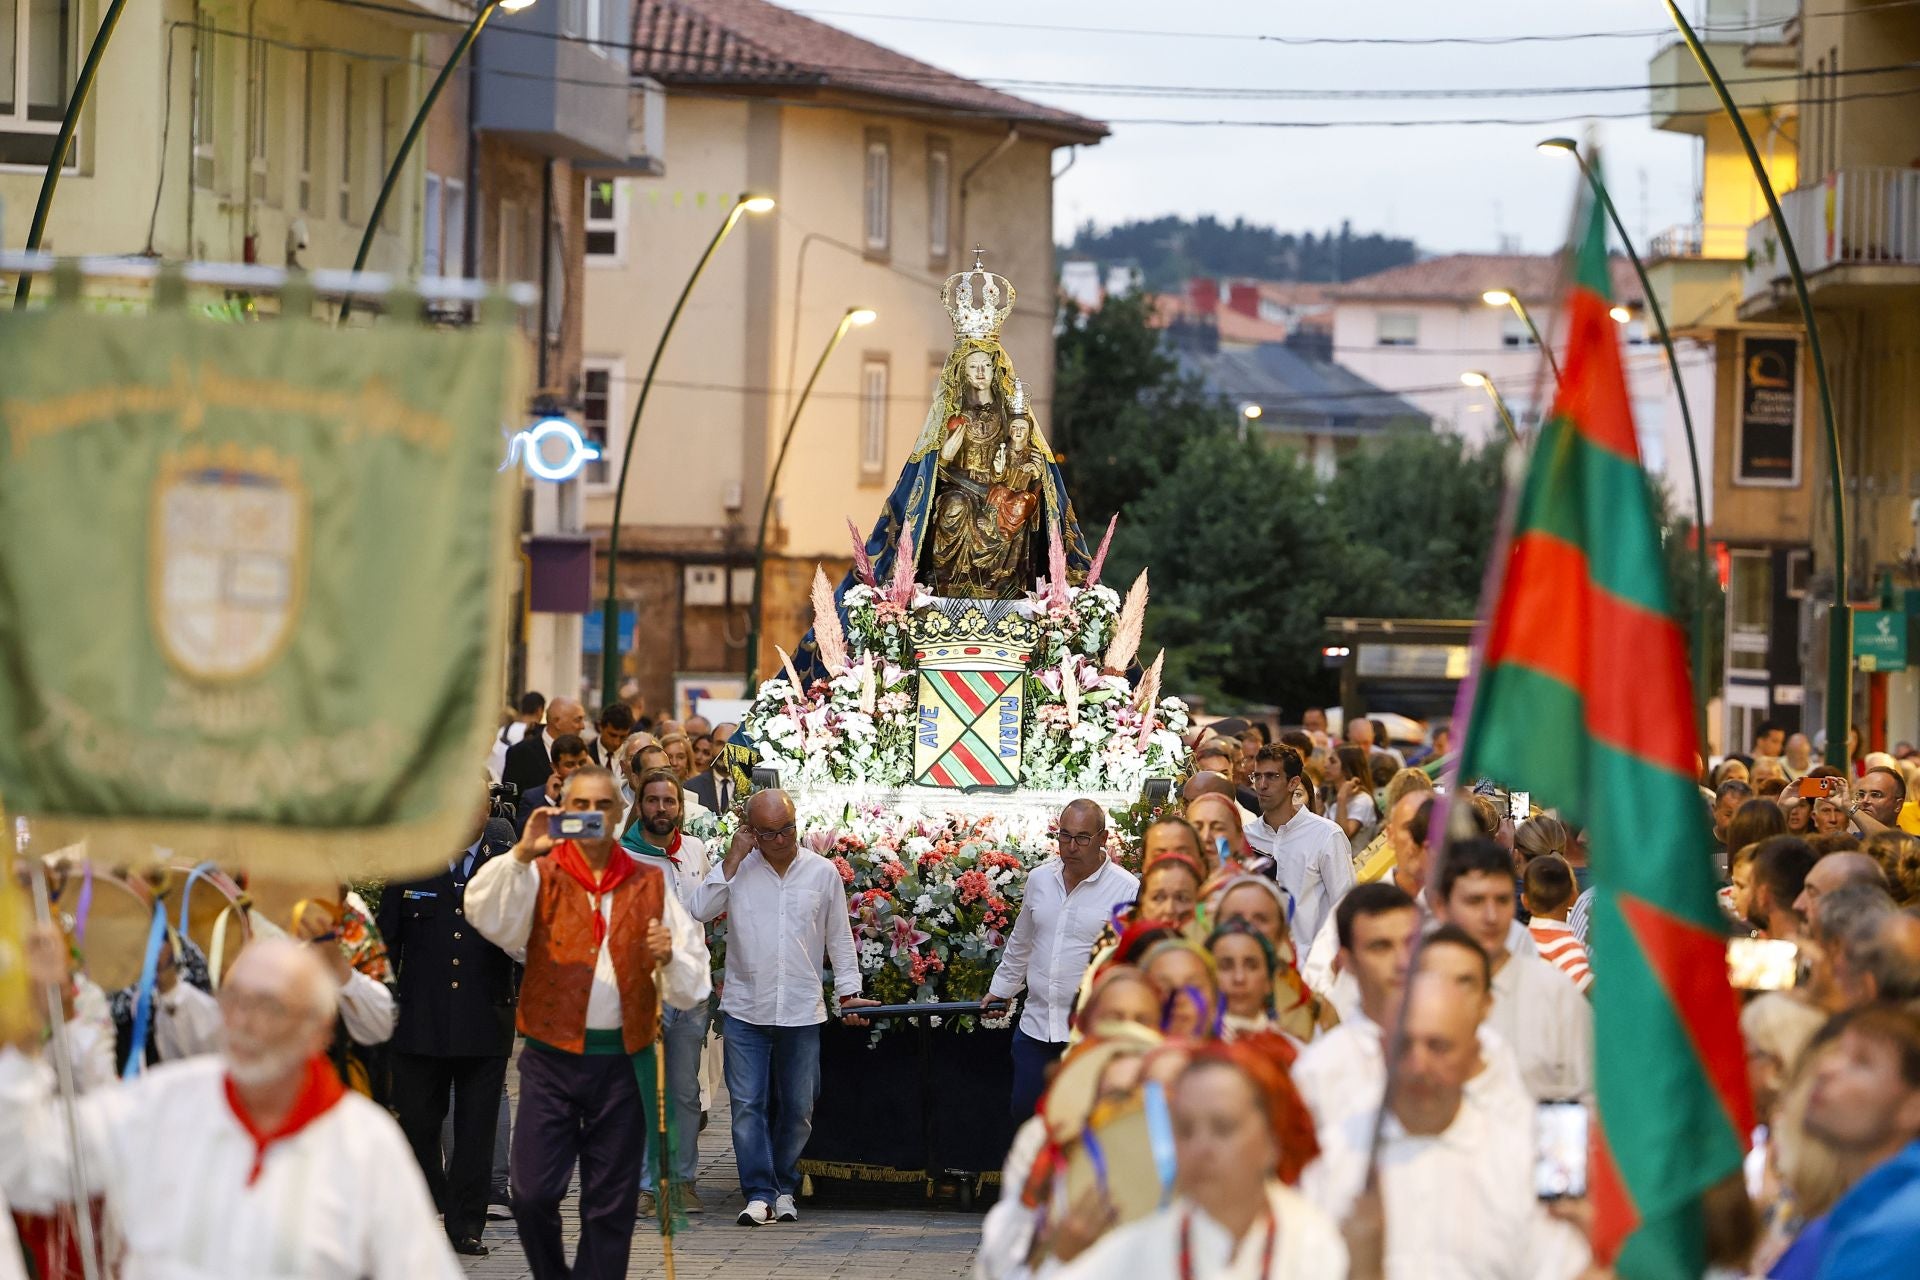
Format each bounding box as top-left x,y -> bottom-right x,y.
1458,173 -> 1753,1275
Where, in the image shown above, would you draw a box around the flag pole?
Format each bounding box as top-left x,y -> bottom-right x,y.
1662,0 -> 1851,763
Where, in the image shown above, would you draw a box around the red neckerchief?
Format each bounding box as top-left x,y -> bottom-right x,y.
549,839 -> 638,948
640,830 -> 684,867
223,1055 -> 347,1186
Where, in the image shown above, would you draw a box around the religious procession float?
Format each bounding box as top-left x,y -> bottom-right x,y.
728,258 -> 1191,1194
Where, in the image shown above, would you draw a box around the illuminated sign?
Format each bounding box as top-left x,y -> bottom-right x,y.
501,417 -> 601,482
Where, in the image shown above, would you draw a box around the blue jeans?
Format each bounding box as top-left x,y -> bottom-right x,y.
1010,1030 -> 1066,1123
641,997 -> 712,1191
722,1013 -> 821,1205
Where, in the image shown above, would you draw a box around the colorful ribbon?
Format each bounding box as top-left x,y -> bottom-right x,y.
71,861 -> 94,945
121,905 -> 170,1079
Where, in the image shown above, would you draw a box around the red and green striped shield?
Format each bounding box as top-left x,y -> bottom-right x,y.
913,642 -> 1027,790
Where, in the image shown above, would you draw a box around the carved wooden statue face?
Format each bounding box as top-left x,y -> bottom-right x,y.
1010,416 -> 1032,453
962,350 -> 995,395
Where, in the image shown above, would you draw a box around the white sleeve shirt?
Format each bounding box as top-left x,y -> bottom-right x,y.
154,980 -> 225,1062
1246,808 -> 1356,953
987,859 -> 1140,1045
1488,949 -> 1594,1103
338,970 -> 397,1047
690,849 -> 861,1027
465,854 -> 712,1026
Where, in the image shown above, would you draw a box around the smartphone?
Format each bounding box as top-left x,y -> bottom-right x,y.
1792,776 -> 1844,800
1508,790 -> 1531,823
1727,937 -> 1800,990
1534,1100 -> 1589,1201
555,811 -> 605,840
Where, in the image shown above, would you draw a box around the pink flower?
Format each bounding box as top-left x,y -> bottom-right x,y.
889,916 -> 931,954
955,869 -> 991,906
803,829 -> 835,854
832,856 -> 855,885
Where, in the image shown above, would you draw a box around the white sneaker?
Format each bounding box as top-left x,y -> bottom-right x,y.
773,1194 -> 798,1222
737,1199 -> 771,1227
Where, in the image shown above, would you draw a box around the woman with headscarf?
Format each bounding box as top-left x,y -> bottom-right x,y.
1058,1038 -> 1347,1279
1140,939 -> 1220,1040
1207,921 -> 1283,1043
1073,844 -> 1208,1022
1208,877 -> 1334,1043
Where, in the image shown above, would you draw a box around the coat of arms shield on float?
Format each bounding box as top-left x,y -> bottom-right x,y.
910,599 -> 1037,790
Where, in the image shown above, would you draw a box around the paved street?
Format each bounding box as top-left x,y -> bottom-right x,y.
459,1087 -> 981,1279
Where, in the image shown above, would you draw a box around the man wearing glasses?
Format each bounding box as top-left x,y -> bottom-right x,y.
692,789 -> 877,1227
981,798 -> 1139,1122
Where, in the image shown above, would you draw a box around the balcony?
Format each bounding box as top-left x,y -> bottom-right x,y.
1743,168 -> 1920,312
1649,223 -> 1754,261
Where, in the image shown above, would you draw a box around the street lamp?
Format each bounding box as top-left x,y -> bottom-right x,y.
13,0 -> 135,309
742,306 -> 877,686
1610,305 -> 1633,324
338,0 -> 541,322
1538,135 -> 1712,741
1661,0 -> 1851,763
1482,288 -> 1563,384
1239,403 -> 1262,441
599,191 -> 776,700
1461,370 -> 1520,445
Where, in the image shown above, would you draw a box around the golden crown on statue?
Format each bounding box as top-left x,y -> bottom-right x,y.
943,249 -> 1016,342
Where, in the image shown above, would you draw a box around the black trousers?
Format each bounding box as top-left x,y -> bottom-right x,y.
390,1051 -> 511,1242
511,1042 -> 644,1280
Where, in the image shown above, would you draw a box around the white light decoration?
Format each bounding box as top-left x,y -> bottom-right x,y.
502,417 -> 601,482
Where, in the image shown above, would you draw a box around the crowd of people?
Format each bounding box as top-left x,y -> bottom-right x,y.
2,693 -> 1919,1279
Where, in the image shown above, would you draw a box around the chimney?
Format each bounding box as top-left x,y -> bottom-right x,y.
1188,278 -> 1220,316
1227,283 -> 1260,317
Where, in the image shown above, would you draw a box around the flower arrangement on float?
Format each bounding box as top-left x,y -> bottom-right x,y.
740,517 -> 1189,793
703,797 -> 1125,1034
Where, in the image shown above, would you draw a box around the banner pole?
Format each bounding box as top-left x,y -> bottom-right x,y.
17,823 -> 102,1280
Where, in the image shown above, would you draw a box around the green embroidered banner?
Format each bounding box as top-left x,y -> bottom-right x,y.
0,295 -> 524,880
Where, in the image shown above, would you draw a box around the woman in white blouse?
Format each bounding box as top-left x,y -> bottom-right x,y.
1059,1042 -> 1347,1279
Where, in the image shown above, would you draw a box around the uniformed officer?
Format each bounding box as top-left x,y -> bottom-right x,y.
378,796 -> 520,1258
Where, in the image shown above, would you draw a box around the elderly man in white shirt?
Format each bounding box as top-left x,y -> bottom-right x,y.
1433,837 -> 1593,1102
0,934 -> 459,1280
1245,745 -> 1355,953
982,798 -> 1139,1123
1303,971 -> 1590,1280
690,789 -> 877,1227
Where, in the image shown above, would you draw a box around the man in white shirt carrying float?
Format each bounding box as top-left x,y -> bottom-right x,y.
1245,744 -> 1355,954
0,933 -> 458,1280
982,798 -> 1140,1122
691,789 -> 878,1227
467,765 -> 711,1280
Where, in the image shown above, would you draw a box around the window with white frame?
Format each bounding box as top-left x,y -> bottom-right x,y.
297,49 -> 316,213
1500,311 -> 1536,348
863,131 -> 891,254
337,60 -> 356,222
859,357 -> 888,478
927,137 -> 951,263
580,358 -> 621,488
0,0 -> 77,167
192,17 -> 219,189
1375,311 -> 1417,347
443,177 -> 467,277
422,174 -> 444,277
585,176 -> 621,262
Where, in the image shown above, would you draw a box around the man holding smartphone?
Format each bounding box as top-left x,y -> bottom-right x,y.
467,765 -> 711,1280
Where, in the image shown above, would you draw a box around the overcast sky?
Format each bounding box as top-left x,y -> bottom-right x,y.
802,0 -> 1717,257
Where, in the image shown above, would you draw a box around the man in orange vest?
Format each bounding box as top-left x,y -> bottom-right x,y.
468,764 -> 710,1280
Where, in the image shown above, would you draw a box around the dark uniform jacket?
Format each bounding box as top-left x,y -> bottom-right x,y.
377,817 -> 520,1058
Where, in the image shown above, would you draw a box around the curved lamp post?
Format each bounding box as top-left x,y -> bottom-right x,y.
1662,0 -> 1850,762
1538,137 -> 1712,741
338,0 -> 540,322
1482,288 -> 1563,384
741,305 -> 877,686
13,0 -> 134,309
599,192 -> 776,699
1461,370 -> 1520,444
1239,402 -> 1262,442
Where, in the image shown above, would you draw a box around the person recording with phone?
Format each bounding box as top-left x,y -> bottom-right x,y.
467,765 -> 711,1280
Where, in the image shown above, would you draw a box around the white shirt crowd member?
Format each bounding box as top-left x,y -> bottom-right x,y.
1488,936 -> 1593,1101
338,967 -> 397,1046
1292,1009 -> 1533,1132
689,846 -> 860,1025
1059,1182 -> 1348,1279
0,1051 -> 459,1280
154,979 -> 224,1062
1245,806 -> 1355,952
987,858 -> 1139,1045
466,853 -> 713,1022
1302,1095 -> 1589,1280
626,829 -> 713,910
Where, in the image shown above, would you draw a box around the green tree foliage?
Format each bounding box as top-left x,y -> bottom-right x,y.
1052,293 -> 1232,528
1064,216 -> 1418,290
